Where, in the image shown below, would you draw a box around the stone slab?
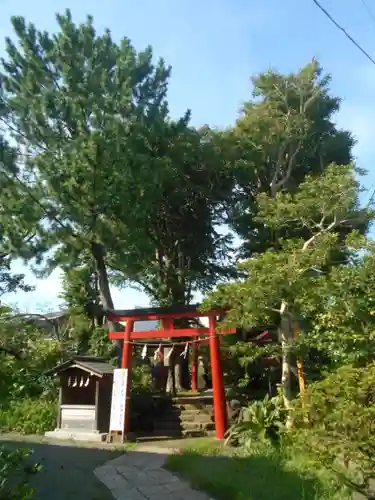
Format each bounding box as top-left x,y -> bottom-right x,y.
94,444 -> 215,500
45,429 -> 107,442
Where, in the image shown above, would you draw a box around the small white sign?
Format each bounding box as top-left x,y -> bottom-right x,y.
109,368 -> 128,432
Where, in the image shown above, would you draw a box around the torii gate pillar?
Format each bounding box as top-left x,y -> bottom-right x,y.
209,316 -> 228,439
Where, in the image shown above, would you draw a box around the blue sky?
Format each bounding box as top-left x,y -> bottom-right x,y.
1,0 -> 375,312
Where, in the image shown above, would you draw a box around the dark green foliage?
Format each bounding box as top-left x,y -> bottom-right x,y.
0,9 -> 176,311
129,364 -> 157,433
0,136 -> 38,297
0,307 -> 60,434
225,393 -> 285,448
203,163 -> 371,379
223,60 -> 361,258
0,446 -> 41,499
298,244 -> 375,367
0,257 -> 32,297
0,311 -> 60,401
132,364 -> 153,393
111,122 -> 235,307
291,364 -> 375,498
0,399 -> 56,435
0,9 -> 234,319
59,266 -> 112,356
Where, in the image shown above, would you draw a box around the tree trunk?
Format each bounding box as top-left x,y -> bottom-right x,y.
153,250 -> 192,392
279,303 -> 294,429
91,241 -> 122,365
165,347 -> 175,394
174,355 -> 183,392
91,242 -> 114,310
165,345 -> 185,394
165,365 -> 174,394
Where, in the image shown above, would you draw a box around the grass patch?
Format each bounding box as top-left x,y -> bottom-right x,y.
166,441 -> 349,500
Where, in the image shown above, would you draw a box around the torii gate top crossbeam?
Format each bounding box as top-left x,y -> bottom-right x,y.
107,303 -> 236,340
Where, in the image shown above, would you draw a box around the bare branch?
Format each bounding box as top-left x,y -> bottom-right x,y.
274,140 -> 302,192
302,217 -> 338,250
270,140 -> 288,196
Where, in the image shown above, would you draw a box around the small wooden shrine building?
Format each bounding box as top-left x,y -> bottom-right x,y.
45,356 -> 114,442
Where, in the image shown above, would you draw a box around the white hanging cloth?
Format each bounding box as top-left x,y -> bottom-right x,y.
181,342 -> 189,359
153,344 -> 162,361
141,344 -> 148,359
164,345 -> 174,362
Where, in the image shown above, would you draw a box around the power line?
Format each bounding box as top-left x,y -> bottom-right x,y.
312,0 -> 375,66
360,0 -> 375,25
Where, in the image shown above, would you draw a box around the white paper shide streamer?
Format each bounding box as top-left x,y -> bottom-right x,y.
141,344 -> 148,359
153,344 -> 162,361
181,342 -> 189,359
164,345 -> 174,362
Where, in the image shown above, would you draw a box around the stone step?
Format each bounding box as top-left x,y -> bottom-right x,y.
154,419 -> 181,431
180,412 -> 212,423
171,403 -> 212,411
172,395 -> 214,405
165,407 -> 211,416
151,428 -> 215,438
162,410 -> 212,423
154,420 -> 215,432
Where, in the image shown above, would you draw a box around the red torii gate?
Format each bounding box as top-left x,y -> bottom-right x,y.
107,304 -> 236,440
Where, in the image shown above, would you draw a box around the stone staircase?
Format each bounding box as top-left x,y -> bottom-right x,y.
152,394 -> 215,438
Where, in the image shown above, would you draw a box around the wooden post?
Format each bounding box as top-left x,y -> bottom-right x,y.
209,316 -> 227,439
95,379 -> 100,432
293,323 -> 306,397
293,322 -> 308,423
191,337 -> 198,392
121,319 -> 134,435
57,385 -> 62,429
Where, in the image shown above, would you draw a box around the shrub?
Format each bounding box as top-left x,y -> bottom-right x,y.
0,342 -> 61,403
132,364 -> 153,393
130,364 -> 156,432
225,393 -> 285,449
0,446 -> 41,499
290,363 -> 375,499
0,398 -> 56,435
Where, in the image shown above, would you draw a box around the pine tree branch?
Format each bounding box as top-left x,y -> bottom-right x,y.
0,167 -> 78,238
0,345 -> 22,359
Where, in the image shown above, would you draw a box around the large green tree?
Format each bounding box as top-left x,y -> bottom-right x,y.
203,163 -> 373,425
0,11 -> 232,309
113,123 -> 234,307
0,10 -> 176,320
222,60 -> 361,258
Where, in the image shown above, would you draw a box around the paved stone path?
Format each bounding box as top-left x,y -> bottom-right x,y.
94,444 -> 214,500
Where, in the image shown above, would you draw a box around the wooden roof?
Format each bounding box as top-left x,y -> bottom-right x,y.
45,356 -> 114,378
